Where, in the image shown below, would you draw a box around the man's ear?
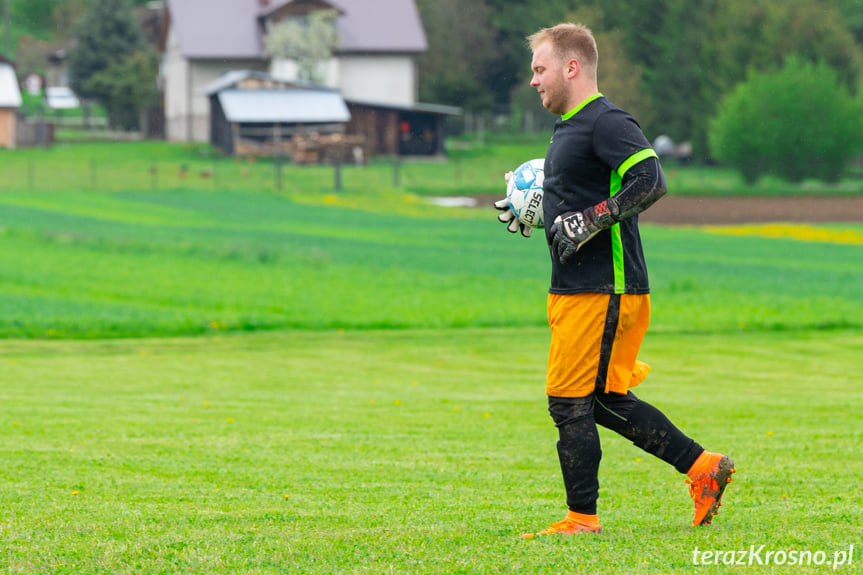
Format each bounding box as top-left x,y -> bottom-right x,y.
566,58 -> 579,79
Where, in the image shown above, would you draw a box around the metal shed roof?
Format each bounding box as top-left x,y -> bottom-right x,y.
346,98 -> 462,116
218,89 -> 350,124
0,64 -> 22,108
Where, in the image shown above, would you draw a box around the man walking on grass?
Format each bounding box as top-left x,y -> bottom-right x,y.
495,23 -> 735,537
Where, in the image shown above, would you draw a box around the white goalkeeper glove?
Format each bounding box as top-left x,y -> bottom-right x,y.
494,171 -> 532,238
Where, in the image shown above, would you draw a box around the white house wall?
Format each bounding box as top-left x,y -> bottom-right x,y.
336,55 -> 416,106
164,44 -> 418,143
164,27 -> 268,142
270,55 -> 416,107
270,59 -> 338,87
162,24 -> 190,142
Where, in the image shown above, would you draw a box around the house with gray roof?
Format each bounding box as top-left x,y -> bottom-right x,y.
0,58 -> 22,149
160,0 -> 431,146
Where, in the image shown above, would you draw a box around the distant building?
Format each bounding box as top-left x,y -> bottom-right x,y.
203,70 -> 351,157
159,0 -> 458,156
44,86 -> 81,110
0,59 -> 22,149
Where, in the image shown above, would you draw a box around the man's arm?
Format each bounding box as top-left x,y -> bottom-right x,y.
604,155 -> 667,222
550,156 -> 666,263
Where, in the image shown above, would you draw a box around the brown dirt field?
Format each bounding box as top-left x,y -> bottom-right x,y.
474,194 -> 863,225
640,195 -> 863,225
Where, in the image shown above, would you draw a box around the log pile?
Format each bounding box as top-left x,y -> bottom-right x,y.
291,133 -> 368,165
234,133 -> 368,165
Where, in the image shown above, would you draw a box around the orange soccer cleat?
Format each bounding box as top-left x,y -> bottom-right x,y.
686,451 -> 736,526
521,511 -> 601,539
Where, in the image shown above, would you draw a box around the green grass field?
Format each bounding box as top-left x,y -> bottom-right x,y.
2,141 -> 862,197
2,329 -> 861,573
0,186 -> 860,339
0,142 -> 861,573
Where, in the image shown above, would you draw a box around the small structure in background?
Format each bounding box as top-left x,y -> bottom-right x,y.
44,86 -> 81,110
46,49 -> 71,89
653,134 -> 693,164
203,69 -> 460,163
203,70 -> 359,164
158,0 -> 460,159
345,100 -> 460,157
0,57 -> 22,149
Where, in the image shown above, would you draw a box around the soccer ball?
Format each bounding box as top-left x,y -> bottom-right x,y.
506,158 -> 545,229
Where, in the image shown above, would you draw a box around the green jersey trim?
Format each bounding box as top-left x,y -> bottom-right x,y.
617,148 -> 658,178
606,149 -> 657,294
609,171 -> 625,294
561,93 -> 604,121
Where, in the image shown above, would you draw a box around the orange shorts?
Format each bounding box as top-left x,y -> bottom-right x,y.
546,292 -> 651,398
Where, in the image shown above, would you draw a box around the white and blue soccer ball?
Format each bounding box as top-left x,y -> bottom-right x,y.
506,158 -> 545,229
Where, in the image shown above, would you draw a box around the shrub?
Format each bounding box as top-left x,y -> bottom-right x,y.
709,56 -> 862,184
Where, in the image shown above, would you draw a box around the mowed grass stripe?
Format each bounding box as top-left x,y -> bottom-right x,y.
0,189 -> 861,337
0,328 -> 860,573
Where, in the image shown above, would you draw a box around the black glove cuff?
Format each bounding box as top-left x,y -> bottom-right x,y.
588,198 -> 619,229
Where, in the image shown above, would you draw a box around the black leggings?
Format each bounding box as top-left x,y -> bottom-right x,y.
548,391 -> 704,515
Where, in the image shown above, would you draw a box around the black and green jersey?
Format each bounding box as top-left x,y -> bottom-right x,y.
543,93 -> 658,295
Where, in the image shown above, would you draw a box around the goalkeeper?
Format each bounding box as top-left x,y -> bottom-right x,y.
494,23 -> 735,538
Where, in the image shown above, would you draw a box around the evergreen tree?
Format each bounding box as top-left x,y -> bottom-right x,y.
415,0 -> 496,111
68,0 -> 145,121
84,49 -> 160,130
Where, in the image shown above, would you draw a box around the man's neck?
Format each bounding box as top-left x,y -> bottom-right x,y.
565,84 -> 599,114
562,90 -> 602,119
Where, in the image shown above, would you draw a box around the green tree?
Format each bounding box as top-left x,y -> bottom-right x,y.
602,0 -> 862,161
83,49 -> 159,130
563,4 -> 654,131
482,0 -> 576,107
707,0 -> 862,91
415,0 -> 496,111
68,0 -> 145,126
11,0 -> 64,32
829,0 -> 863,44
263,9 -> 340,83
709,57 -> 862,184
51,0 -> 88,37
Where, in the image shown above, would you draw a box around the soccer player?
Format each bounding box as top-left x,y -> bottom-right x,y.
495,23 -> 735,537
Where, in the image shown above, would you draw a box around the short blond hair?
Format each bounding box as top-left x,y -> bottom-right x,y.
527,23 -> 598,70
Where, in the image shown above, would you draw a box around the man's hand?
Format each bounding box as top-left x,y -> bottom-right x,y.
549,200 -> 617,263
494,171 -> 532,237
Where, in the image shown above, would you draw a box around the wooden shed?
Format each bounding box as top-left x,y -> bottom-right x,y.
345,100 -> 461,157
0,59 -> 22,149
203,70 -> 352,160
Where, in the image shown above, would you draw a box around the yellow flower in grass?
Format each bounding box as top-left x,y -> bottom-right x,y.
703,224 -> 863,245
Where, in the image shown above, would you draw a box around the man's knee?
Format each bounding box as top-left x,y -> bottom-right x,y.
548,395 -> 595,429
